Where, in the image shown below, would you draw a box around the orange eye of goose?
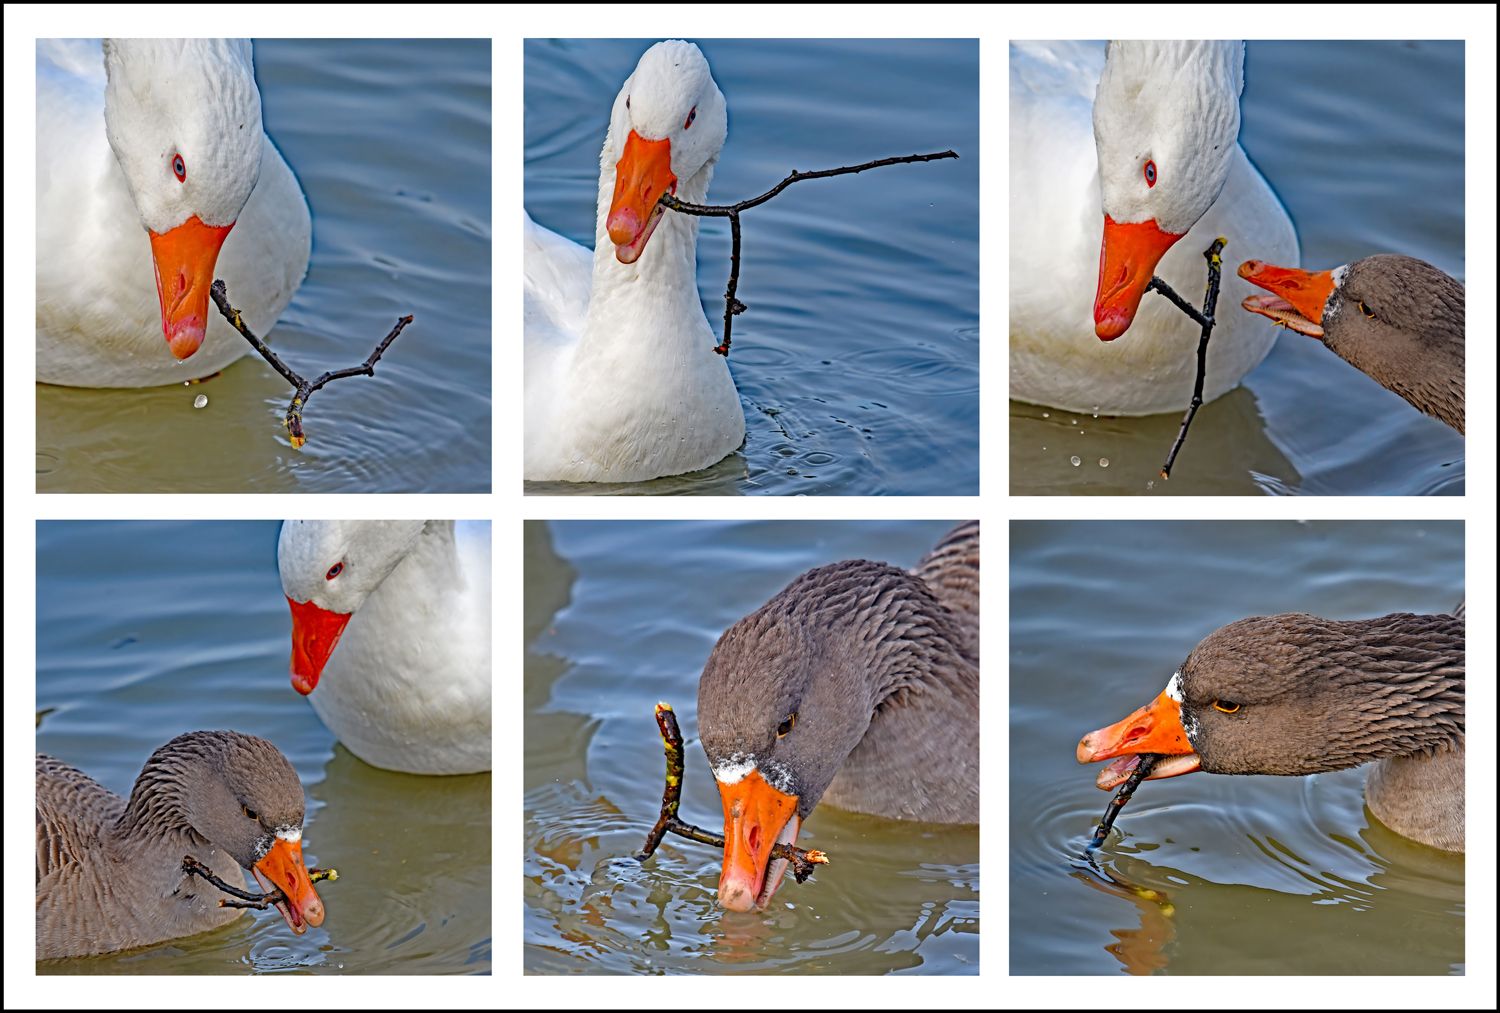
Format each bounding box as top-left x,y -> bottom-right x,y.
243,806 -> 259,820
326,562 -> 343,580
777,713 -> 795,737
1213,701 -> 1241,713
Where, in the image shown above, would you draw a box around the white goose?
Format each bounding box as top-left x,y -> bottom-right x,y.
1009,41 -> 1299,416
525,40 -> 745,483
278,520 -> 491,776
36,38 -> 310,388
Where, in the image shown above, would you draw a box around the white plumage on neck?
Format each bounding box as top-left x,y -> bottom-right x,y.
525,40 -> 745,483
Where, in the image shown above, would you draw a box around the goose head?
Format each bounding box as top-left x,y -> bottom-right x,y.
278,520 -> 427,694
603,40 -> 727,264
103,39 -> 264,360
698,560 -> 963,911
1078,612 -> 1464,788
1091,41 -> 1243,340
1239,255 -> 1466,432
125,731 -> 325,933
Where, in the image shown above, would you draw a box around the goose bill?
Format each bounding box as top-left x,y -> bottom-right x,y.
285,596 -> 354,695
715,768 -> 800,912
1077,688 -> 1201,788
607,130 -> 677,265
1093,215 -> 1185,340
252,837 -> 325,933
147,214 -> 234,360
1238,260 -> 1336,338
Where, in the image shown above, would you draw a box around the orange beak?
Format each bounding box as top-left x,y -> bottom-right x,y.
147,214 -> 234,359
286,596 -> 353,695
715,768 -> 800,912
1077,689 -> 1202,789
607,130 -> 676,264
252,836 -> 325,934
1093,215 -> 1186,340
1238,260 -> 1336,339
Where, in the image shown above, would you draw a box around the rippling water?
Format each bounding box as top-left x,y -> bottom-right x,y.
525,39 -> 979,495
36,39 -> 491,493
1010,520 -> 1464,975
1010,40 -> 1465,495
525,521 -> 979,973
36,521 -> 491,974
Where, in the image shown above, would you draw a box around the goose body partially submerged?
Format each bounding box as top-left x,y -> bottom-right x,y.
697,522 -> 980,911
36,731 -> 325,958
525,40 -> 744,483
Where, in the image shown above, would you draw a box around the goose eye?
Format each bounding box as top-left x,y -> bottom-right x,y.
1143,160 -> 1156,187
684,105 -> 697,130
1358,301 -> 1376,319
173,154 -> 186,182
1213,701 -> 1241,714
326,562 -> 343,580
777,713 -> 795,737
242,806 -> 259,821
626,95 -> 630,110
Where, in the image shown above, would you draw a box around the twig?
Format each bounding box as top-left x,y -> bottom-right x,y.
659,150 -> 959,357
635,703 -> 829,884
209,279 -> 412,449
181,855 -> 338,911
1085,754 -> 1161,852
1148,238 -> 1226,479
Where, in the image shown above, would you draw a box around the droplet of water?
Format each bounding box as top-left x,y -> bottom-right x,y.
1070,456 -> 1081,467
193,395 -> 208,408
1099,458 -> 1110,467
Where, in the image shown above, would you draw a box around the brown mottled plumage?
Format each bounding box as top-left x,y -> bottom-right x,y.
1174,607 -> 1464,851
36,731 -> 314,959
698,522 -> 979,824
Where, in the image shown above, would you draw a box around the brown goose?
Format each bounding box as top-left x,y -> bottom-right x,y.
697,521 -> 979,912
1077,603 -> 1464,852
36,730 -> 326,959
1238,255 -> 1464,433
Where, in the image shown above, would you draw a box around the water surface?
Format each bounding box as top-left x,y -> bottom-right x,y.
525,520 -> 979,973
525,39 -> 979,495
37,39 -> 491,493
1010,520 -> 1464,974
36,521 -> 491,974
1010,40 -> 1464,495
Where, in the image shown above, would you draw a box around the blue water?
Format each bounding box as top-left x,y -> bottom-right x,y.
1010,520 -> 1464,975
525,521 -> 979,973
37,39 -> 491,493
1010,40 -> 1465,495
36,521 -> 491,974
525,39 -> 979,495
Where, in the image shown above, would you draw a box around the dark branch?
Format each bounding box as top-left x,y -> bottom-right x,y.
635,703 -> 829,884
181,855 -> 339,912
209,279 -> 412,448
1149,237 -> 1227,479
1085,754 -> 1161,853
658,150 -> 959,356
